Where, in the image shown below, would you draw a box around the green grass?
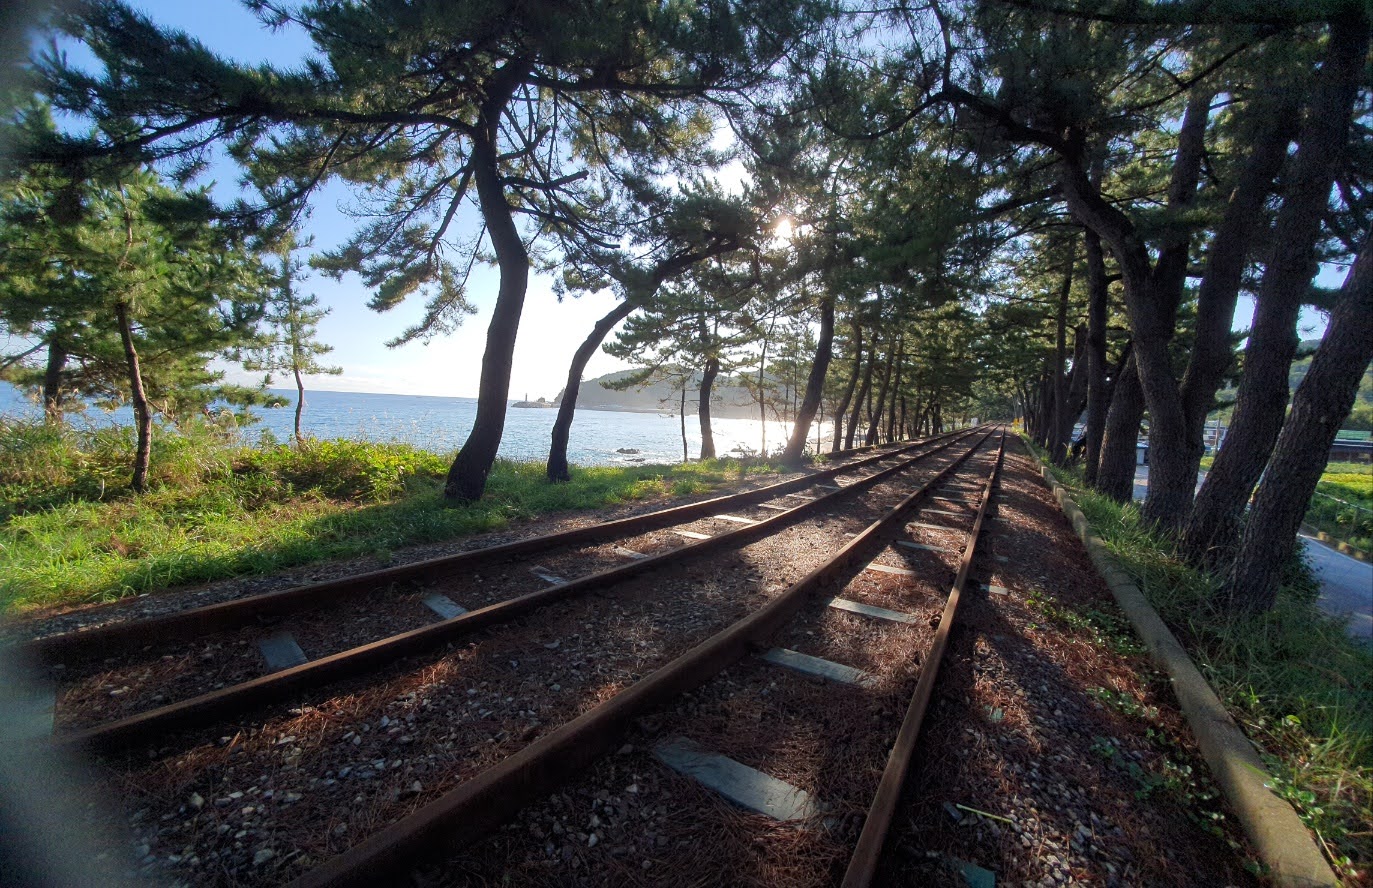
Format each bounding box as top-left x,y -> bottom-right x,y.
0,418 -> 789,612
1036,451 -> 1372,879
1194,457 -> 1370,551
1308,462 -> 1372,552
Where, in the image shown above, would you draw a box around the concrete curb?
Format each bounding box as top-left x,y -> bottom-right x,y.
1038,465 -> 1339,888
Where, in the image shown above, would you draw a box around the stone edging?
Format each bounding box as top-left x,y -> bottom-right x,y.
1039,466 -> 1339,888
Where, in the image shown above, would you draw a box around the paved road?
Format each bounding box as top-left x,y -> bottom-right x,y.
1132,466 -> 1372,641
1299,535 -> 1373,641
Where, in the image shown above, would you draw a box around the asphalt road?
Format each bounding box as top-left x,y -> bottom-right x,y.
1132,465 -> 1372,642
1299,534 -> 1372,641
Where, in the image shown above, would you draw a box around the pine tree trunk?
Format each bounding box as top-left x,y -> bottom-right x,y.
293,366 -> 306,445
1174,101 -> 1296,499
547,299 -> 636,482
757,335 -> 769,456
1033,364 -> 1052,447
1059,88 -> 1211,532
865,339 -> 897,446
782,296 -> 834,465
680,385 -> 688,463
1049,245 -> 1075,464
1055,326 -> 1089,457
1083,229 -> 1109,484
115,299 -> 152,494
1183,19 -> 1366,563
831,320 -> 863,453
1096,349 -> 1144,503
699,356 -> 719,460
42,336 -> 67,423
884,340 -> 902,444
446,121 -> 530,501
1223,233 -> 1372,611
846,345 -> 876,450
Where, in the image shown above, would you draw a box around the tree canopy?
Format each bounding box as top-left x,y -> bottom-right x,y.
3,0 -> 1369,612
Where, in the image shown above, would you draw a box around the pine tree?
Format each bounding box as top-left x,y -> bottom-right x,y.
31,0 -> 830,500
0,156 -> 269,491
240,239 -> 341,444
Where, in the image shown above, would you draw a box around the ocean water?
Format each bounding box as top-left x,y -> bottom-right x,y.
0,383 -> 834,467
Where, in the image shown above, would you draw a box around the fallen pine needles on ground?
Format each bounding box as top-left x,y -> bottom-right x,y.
1037,451 -> 1372,884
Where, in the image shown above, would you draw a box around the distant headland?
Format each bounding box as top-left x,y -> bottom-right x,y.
529,370 -> 761,418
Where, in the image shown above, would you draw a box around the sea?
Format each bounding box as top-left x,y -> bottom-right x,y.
0,383 -> 834,467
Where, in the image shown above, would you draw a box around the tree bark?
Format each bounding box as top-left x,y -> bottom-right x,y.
1083,228 -> 1109,484
845,344 -> 876,450
865,338 -> 898,446
781,295 -> 835,465
680,384 -> 688,463
114,299 -> 152,494
545,238 -> 739,481
42,336 -> 67,423
1174,98 -> 1297,488
445,66 -> 532,501
1058,87 -> 1212,530
699,355 -> 720,460
884,340 -> 902,444
1096,348 -> 1144,503
1049,242 -> 1076,464
831,319 -> 863,453
1033,362 -> 1052,447
756,333 -> 769,456
547,299 -> 636,482
293,366 -> 306,444
1183,19 -> 1367,563
1223,232 -> 1373,611
1054,326 -> 1089,457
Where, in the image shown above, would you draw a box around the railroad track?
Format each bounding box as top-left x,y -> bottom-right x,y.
288,429 -> 1006,888
25,428 -> 1001,885
21,435 -> 944,667
23,429 -> 978,752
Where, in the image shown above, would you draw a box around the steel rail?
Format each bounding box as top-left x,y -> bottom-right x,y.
20,434 -> 965,667
286,430 -> 998,888
53,431 -> 983,755
840,430 -> 1006,888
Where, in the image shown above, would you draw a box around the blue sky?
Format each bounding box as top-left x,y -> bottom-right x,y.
100,0 -> 639,400
49,2 -> 1335,397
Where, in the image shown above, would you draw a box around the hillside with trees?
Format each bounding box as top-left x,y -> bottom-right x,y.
554,370 -> 758,419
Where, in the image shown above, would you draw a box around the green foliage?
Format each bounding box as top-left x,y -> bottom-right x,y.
1042,457 -> 1373,877
1307,464 -> 1373,551
35,0 -> 827,343
1025,586 -> 1146,657
0,154 -> 270,420
0,419 -> 785,611
235,240 -> 342,439
235,439 -> 446,502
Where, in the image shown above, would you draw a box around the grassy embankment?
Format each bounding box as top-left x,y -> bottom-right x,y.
1198,456 -> 1372,553
0,418 -> 791,614
1307,462 -> 1372,554
1040,453 -> 1372,881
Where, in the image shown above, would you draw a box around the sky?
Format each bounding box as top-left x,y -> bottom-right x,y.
96,0 -> 642,401
41,1 -> 1338,399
